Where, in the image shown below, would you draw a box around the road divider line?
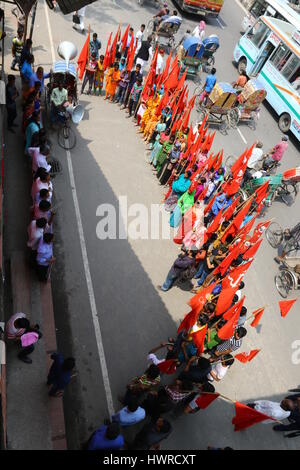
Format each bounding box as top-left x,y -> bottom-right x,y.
234,0 -> 249,15
237,127 -> 248,144
44,0 -> 115,416
216,18 -> 225,30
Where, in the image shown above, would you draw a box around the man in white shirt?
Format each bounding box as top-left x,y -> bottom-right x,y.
246,399 -> 295,423
27,218 -> 48,251
135,25 -> 145,55
207,354 -> 234,382
247,141 -> 264,169
29,144 -> 51,175
156,48 -> 165,75
36,232 -> 55,282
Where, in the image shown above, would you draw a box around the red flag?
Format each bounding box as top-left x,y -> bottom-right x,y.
232,402 -> 275,431
182,106 -> 192,130
176,71 -> 187,93
186,124 -> 195,148
155,91 -> 169,117
255,181 -> 269,205
77,31 -> 91,80
195,393 -> 220,409
217,304 -> 242,340
157,359 -> 177,375
230,198 -> 253,234
188,283 -> 216,310
223,296 -> 245,321
121,25 -> 130,51
103,32 -> 112,71
177,307 -> 201,334
242,238 -> 263,260
109,26 -> 121,66
250,307 -> 265,327
215,285 -> 239,316
235,349 -> 260,363
127,42 -> 137,71
223,196 -> 240,221
279,299 -> 297,318
191,325 -> 207,355
230,148 -> 248,177
249,220 -> 271,244
206,209 -> 224,236
161,50 -> 172,82
204,193 -> 218,215
216,238 -> 245,277
222,260 -> 253,290
164,63 -> 180,90
237,214 -> 257,240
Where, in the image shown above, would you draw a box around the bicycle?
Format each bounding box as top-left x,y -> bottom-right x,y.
56,110 -> 77,151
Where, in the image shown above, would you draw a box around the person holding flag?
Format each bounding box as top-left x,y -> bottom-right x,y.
105,62 -> 121,101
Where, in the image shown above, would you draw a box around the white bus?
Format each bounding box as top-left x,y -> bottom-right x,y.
234,17 -> 300,139
242,0 -> 300,32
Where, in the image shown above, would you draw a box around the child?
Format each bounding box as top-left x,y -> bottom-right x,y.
114,68 -> 130,105
128,77 -> 143,117
81,53 -> 97,95
105,62 -> 121,101
94,55 -> 105,96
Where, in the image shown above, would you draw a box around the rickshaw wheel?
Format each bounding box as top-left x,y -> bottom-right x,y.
225,155 -> 237,174
275,271 -> 293,298
281,183 -> 297,206
266,222 -> 283,248
220,119 -> 228,136
58,125 -> 76,150
228,108 -> 239,129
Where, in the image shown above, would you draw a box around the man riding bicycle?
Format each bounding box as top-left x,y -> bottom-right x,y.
263,135 -> 289,171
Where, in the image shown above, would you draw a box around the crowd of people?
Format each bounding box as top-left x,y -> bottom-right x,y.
74,18 -> 300,449
4,5 -> 299,450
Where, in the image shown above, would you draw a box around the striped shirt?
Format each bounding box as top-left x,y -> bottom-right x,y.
6,312 -> 26,340
216,336 -> 242,353
165,385 -> 193,403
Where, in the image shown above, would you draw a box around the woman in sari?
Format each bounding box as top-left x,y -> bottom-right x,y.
170,187 -> 196,228
164,170 -> 192,212
155,134 -> 175,175
158,141 -> 182,185
149,127 -> 169,165
140,91 -> 160,132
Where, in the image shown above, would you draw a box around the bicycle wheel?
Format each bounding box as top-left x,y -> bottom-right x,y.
58,125 -> 76,150
225,155 -> 237,174
266,222 -> 283,248
281,183 -> 297,206
228,108 -> 239,129
275,271 -> 293,298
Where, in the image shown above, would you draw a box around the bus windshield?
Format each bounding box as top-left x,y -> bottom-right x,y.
247,19 -> 270,48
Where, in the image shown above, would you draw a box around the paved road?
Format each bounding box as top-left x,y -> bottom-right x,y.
29,0 -> 300,449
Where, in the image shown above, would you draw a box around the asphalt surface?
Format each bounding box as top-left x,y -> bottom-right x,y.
11,0 -> 300,449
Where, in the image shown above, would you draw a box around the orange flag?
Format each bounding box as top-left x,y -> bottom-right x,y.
188,282 -> 217,310
255,181 -> 269,205
232,402 -> 275,431
206,209 -> 224,236
250,307 -> 265,327
164,63 -> 180,90
191,324 -> 207,355
235,349 -> 260,363
109,26 -> 121,66
217,304 -> 242,340
77,30 -> 91,80
216,238 -> 245,277
279,299 -> 297,318
249,220 -> 271,244
222,260 -> 253,290
176,71 -> 187,93
215,285 -> 239,316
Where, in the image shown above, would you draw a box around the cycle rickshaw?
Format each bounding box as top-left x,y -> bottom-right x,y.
229,78 -> 267,131
275,257 -> 300,298
147,16 -> 182,51
178,35 -> 219,82
46,60 -> 83,150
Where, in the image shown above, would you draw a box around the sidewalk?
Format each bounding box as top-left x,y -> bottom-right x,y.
2,5 -> 66,450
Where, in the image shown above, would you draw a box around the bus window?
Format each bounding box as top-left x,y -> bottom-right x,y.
249,0 -> 267,19
270,43 -> 292,71
247,20 -> 269,48
282,54 -> 300,83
